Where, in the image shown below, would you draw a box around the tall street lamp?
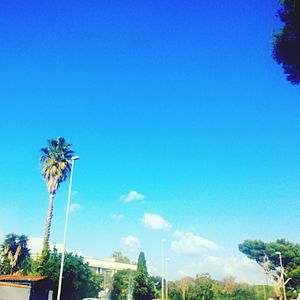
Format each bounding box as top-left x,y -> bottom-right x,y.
276,251 -> 287,300
57,155 -> 80,300
161,239 -> 166,300
165,258 -> 170,300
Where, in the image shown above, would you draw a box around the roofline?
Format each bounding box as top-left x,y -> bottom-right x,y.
0,275 -> 48,283
0,282 -> 30,289
84,258 -> 137,271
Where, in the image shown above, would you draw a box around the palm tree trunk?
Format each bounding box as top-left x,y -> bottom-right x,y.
43,193 -> 54,247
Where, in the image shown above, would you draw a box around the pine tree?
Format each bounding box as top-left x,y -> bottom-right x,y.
133,252 -> 154,300
273,0 -> 300,84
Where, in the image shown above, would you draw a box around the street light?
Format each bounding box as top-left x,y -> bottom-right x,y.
276,251 -> 287,300
57,156 -> 80,300
165,258 -> 170,300
161,239 -> 166,300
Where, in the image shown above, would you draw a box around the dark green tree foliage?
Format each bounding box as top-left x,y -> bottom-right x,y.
136,252 -> 147,275
111,272 -> 123,300
231,286 -> 256,300
167,282 -> 182,300
133,252 -> 154,300
111,269 -> 133,300
187,274 -> 214,300
149,275 -> 162,299
273,0 -> 300,84
34,243 -> 51,276
239,239 -> 300,298
34,248 -> 101,300
0,233 -> 31,275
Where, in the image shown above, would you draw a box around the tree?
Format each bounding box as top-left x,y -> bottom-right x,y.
133,252 -> 154,300
161,273 -> 271,300
112,251 -> 131,264
175,276 -> 195,300
211,277 -> 261,300
40,137 -> 75,247
33,247 -> 102,300
167,282 -> 182,300
111,269 -> 133,300
231,286 -> 256,300
239,239 -> 300,299
0,233 -> 31,275
273,0 -> 300,84
187,274 -> 214,300
111,272 -> 123,300
149,275 -> 162,299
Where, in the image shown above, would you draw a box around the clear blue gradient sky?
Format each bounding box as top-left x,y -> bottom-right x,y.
0,0 -> 299,282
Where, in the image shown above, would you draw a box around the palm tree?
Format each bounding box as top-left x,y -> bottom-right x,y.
1,233 -> 30,274
40,137 -> 75,247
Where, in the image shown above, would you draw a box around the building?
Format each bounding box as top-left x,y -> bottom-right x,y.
32,253 -> 137,277
84,257 -> 137,276
84,258 -> 137,300
0,275 -> 53,300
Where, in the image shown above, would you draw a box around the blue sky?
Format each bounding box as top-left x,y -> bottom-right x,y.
0,0 -> 299,283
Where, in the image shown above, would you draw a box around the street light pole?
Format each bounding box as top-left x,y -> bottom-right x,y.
161,239 -> 166,300
276,251 -> 287,300
165,258 -> 170,300
57,156 -> 80,300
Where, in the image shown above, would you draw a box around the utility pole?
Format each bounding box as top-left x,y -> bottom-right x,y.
57,156 -> 80,300
161,239 -> 166,300
165,258 -> 170,300
127,272 -> 132,300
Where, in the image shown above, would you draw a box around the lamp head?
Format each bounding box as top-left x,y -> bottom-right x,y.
72,156 -> 80,161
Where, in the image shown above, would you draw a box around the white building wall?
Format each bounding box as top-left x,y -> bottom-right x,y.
0,285 -> 30,300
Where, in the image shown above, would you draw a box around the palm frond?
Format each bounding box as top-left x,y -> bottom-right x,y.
40,137 -> 75,194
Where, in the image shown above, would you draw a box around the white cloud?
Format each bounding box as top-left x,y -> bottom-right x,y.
176,255 -> 264,284
71,190 -> 78,196
70,203 -> 82,213
142,213 -> 171,230
122,235 -> 141,252
28,237 -> 65,254
51,242 -> 65,253
28,237 -> 44,254
171,231 -> 218,256
148,264 -> 159,276
112,213 -> 125,219
120,191 -> 144,203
